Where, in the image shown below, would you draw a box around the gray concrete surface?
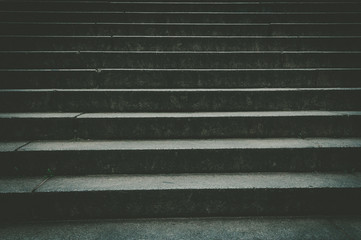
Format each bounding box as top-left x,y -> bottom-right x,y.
77,111 -> 361,119
36,172 -> 361,192
0,113 -> 81,118
0,142 -> 27,152
13,138 -> 361,151
0,216 -> 360,240
0,177 -> 45,193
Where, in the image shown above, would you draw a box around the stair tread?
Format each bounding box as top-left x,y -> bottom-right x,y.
1,172 -> 361,194
0,142 -> 28,152
1,138 -> 361,152
78,111 -> 361,118
1,111 -> 360,119
0,216 -> 360,240
0,176 -> 45,193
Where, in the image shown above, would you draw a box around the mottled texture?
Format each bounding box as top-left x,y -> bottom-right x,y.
0,177 -> 45,193
1,88 -> 361,112
0,217 -> 360,240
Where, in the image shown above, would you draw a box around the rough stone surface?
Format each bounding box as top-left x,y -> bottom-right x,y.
0,217 -> 360,240
331,217 -> 361,240
0,142 -> 27,152
36,172 -> 361,192
77,111 -> 361,118
0,177 -> 45,193
16,138 -> 361,151
0,113 -> 81,119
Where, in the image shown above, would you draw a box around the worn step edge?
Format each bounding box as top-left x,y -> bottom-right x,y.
1,111 -> 361,119
2,138 -> 358,152
1,172 -> 360,193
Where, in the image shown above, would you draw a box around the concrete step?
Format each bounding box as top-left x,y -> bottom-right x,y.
1,2 -> 361,12
1,216 -> 361,240
3,36 -> 361,51
3,23 -> 361,37
1,138 -> 360,176
2,12 -> 361,23
1,51 -> 361,68
1,88 -> 360,112
0,111 -> 360,140
1,69 -> 361,89
1,172 -> 360,220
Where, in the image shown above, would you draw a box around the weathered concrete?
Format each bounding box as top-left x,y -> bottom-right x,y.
2,51 -> 361,69
0,113 -> 81,140
2,2 -> 361,12
0,177 -> 45,193
0,138 -> 360,176
0,0 -> 360,229
1,88 -> 360,112
76,111 -> 361,139
2,22 -> 361,35
1,216 -> 361,240
1,111 -> 360,140
1,69 -> 361,89
1,173 -> 360,220
16,138 -> 361,151
3,36 -> 361,51
0,11 -> 360,24
36,172 -> 361,191
0,142 -> 27,152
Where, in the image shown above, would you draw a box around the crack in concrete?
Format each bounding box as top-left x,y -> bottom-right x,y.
31,177 -> 51,193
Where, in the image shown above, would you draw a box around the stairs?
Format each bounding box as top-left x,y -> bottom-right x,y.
1,0 -> 361,231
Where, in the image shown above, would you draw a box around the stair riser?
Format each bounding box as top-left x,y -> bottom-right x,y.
2,52 -> 361,68
1,115 -> 360,140
4,24 -> 361,37
2,13 -> 361,23
4,37 -> 361,51
1,70 -> 361,89
1,90 -> 360,112
2,2 -> 361,11
1,189 -> 360,220
2,148 -> 360,176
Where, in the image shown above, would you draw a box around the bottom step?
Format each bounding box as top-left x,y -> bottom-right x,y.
1,172 -> 360,220
0,216 -> 360,240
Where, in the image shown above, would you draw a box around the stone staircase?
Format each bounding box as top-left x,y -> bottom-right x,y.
0,0 -> 361,228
